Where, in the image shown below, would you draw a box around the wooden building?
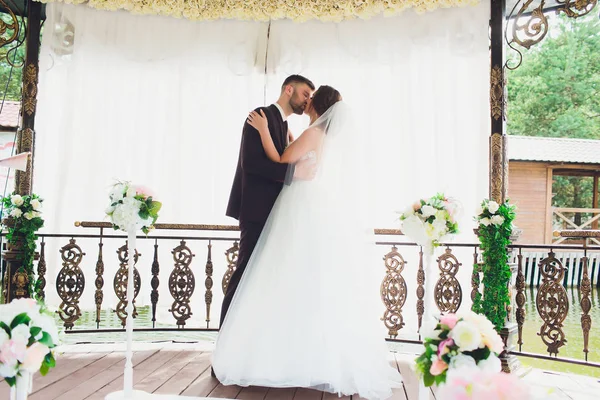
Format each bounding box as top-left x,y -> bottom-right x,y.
508,136 -> 600,244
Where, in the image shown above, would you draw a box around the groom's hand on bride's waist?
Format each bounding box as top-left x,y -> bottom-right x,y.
293,159 -> 317,181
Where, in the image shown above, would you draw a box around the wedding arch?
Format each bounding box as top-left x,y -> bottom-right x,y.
1,0 -> 599,378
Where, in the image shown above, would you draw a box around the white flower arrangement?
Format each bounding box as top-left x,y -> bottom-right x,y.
399,193 -> 460,252
0,298 -> 58,386
105,181 -> 161,234
37,0 -> 480,22
475,200 -> 511,227
415,311 -> 504,387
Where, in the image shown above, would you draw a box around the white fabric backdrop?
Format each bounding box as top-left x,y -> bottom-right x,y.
34,3 -> 489,330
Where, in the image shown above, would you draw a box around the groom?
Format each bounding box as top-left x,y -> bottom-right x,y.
221,75 -> 316,329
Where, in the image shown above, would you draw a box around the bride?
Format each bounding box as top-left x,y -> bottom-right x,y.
212,85 -> 402,399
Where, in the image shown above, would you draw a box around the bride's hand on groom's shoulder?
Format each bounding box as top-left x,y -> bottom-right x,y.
247,109 -> 269,135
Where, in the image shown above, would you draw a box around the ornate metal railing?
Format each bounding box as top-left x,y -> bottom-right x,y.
1,222 -> 599,369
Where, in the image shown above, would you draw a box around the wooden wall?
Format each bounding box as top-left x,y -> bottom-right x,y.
508,161 -> 552,244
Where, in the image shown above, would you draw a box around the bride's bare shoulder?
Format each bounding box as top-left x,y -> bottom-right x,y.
302,126 -> 325,137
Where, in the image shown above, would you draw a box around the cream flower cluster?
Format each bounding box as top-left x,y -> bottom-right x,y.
37,0 -> 480,22
476,200 -> 506,227
0,299 -> 59,382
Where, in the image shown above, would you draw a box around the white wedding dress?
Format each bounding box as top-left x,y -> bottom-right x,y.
212,103 -> 402,399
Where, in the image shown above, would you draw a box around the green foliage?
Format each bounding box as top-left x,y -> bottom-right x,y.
0,12 -> 26,101
1,193 -> 45,298
507,14 -> 600,139
473,200 -> 516,332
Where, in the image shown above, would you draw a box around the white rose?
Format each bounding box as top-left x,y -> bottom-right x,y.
32,314 -> 60,346
421,205 -> 436,218
10,195 -> 23,206
401,215 -> 430,248
24,211 -> 35,220
449,354 -> 477,370
479,217 -> 491,227
0,361 -> 17,378
105,205 -> 115,215
491,215 -> 505,226
477,353 -> 501,373
30,199 -> 42,211
109,184 -> 126,202
126,186 -> 136,198
475,204 -> 484,216
33,211 -> 42,218
20,342 -> 50,373
10,324 -> 31,343
487,201 -> 499,214
449,321 -> 482,351
9,208 -> 22,218
0,329 -> 8,348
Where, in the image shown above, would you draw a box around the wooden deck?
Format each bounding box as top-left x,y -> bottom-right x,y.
0,342 -> 598,399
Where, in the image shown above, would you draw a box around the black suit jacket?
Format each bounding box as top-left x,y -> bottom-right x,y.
226,104 -> 294,224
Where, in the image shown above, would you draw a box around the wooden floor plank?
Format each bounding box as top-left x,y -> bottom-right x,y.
293,388 -> 323,400
52,350 -> 157,400
265,387 -> 297,400
236,386 -> 270,400
153,352 -> 211,395
86,350 -> 184,400
29,353 -> 124,400
132,350 -> 203,394
179,367 -> 220,397
390,353 -> 408,400
208,383 -> 243,398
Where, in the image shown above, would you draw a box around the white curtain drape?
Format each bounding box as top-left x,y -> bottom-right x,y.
34,3 -> 489,328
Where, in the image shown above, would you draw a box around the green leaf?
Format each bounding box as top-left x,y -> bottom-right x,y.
40,361 -> 50,376
6,376 -> 16,386
39,331 -> 54,347
45,352 -> 56,368
423,372 -> 435,387
10,313 -> 31,329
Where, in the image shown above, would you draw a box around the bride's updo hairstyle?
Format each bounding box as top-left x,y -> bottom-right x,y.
311,85 -> 342,116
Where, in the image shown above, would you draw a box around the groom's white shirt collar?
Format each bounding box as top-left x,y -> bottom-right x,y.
273,103 -> 287,122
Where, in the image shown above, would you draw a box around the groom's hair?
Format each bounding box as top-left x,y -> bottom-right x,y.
281,75 -> 315,92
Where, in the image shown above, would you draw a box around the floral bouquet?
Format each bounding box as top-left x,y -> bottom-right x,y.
438,368 -> 531,400
105,181 -> 161,234
1,194 -> 45,297
1,194 -> 43,223
415,311 -> 504,387
475,199 -> 515,229
0,298 -> 59,387
399,193 -> 460,253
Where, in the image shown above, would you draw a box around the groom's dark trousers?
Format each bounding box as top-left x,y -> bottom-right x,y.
221,104 -> 294,327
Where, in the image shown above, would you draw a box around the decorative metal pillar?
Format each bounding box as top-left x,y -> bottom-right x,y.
2,0 -> 43,303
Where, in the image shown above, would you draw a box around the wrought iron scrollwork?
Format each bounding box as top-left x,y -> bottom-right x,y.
0,1 -> 24,67
434,248 -> 462,313
380,246 -> 407,338
56,239 -> 85,329
151,240 -> 160,327
169,240 -> 195,327
114,243 -> 141,327
95,239 -> 104,328
557,0 -> 598,18
205,241 -> 214,328
580,255 -> 592,361
536,251 -> 569,355
416,248 -> 425,333
222,241 -> 239,294
516,251 -> 526,351
37,239 -> 46,300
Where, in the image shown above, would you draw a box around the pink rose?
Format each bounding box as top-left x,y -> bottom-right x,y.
413,202 -> 422,211
0,339 -> 27,366
429,358 -> 448,376
440,313 -> 459,329
21,342 -> 50,373
438,338 -> 454,356
134,185 -> 154,198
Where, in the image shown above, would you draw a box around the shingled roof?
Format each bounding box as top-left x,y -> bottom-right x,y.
508,136 -> 600,165
0,101 -> 21,129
